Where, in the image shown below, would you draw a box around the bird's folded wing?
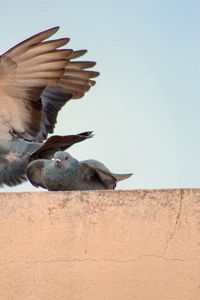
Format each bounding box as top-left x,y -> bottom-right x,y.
26,159 -> 47,188
0,27 -> 71,141
80,160 -> 117,189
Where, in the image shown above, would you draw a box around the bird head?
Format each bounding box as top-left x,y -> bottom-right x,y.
53,151 -> 77,169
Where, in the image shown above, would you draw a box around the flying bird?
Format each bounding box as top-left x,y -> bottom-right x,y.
27,151 -> 133,191
0,27 -> 99,186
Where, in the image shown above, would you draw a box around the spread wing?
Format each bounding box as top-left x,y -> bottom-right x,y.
36,50 -> 99,141
29,131 -> 93,160
0,26 -> 72,141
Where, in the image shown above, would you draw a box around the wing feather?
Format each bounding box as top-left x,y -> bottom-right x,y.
0,27 -> 70,141
35,51 -> 99,141
3,27 -> 60,57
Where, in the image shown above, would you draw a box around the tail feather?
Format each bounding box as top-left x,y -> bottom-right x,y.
112,173 -> 133,182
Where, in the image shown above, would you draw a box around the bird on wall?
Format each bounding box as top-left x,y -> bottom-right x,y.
0,26 -> 99,186
27,151 -> 133,191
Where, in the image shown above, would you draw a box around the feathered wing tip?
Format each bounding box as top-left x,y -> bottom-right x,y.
56,49 -> 100,99
112,173 -> 133,182
29,131 -> 94,160
78,131 -> 94,138
2,26 -> 61,57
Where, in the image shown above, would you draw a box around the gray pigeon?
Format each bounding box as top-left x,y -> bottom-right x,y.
26,151 -> 133,191
0,27 -> 99,186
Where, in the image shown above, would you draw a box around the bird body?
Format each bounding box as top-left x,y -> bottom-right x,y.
42,157 -> 80,190
27,151 -> 133,191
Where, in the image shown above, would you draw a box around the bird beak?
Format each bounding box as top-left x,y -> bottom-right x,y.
55,159 -> 61,167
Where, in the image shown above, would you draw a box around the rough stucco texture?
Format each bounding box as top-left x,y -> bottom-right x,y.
0,189 -> 200,300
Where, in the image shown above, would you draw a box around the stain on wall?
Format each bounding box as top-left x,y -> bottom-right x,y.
0,189 -> 200,300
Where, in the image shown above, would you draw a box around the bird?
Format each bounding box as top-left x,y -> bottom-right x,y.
26,151 -> 133,191
0,26 -> 99,186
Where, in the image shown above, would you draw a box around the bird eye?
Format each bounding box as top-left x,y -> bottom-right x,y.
65,156 -> 68,160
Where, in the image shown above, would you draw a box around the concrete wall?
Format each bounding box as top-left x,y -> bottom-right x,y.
0,189 -> 200,300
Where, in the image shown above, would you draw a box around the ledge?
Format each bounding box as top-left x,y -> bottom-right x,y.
0,189 -> 200,300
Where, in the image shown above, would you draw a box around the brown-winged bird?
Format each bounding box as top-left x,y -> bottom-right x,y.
0,27 -> 99,186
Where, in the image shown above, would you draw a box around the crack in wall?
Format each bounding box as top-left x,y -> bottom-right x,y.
162,190 -> 183,256
0,254 -> 197,267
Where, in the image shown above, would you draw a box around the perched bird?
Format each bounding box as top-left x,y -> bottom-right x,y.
0,27 -> 99,186
27,151 -> 133,191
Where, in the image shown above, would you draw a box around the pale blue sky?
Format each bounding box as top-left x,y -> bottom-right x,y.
1,0 -> 200,191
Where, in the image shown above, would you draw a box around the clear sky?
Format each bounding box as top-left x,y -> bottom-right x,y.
1,0 -> 200,191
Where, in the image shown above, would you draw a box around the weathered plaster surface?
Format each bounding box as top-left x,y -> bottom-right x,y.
0,189 -> 200,299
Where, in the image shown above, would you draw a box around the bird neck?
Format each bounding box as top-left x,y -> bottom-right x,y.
63,161 -> 79,179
